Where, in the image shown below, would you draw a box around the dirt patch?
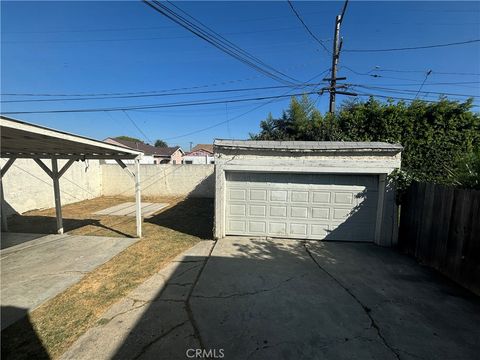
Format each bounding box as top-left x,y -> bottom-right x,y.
1,196 -> 213,359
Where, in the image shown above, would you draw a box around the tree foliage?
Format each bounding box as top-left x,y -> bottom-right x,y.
116,136 -> 144,143
251,95 -> 480,188
154,139 -> 168,148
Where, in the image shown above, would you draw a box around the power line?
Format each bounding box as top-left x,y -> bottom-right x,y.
374,69 -> 480,76
349,84 -> 480,98
122,110 -> 153,144
143,0 -> 300,85
1,59 -> 323,97
414,70 -> 433,99
286,0 -> 330,54
1,83 -> 324,103
163,68 -> 331,141
1,91 -> 324,115
344,39 -> 480,53
1,26 -> 312,44
354,92 -> 480,107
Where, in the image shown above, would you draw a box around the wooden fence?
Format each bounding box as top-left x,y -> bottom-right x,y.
398,181 -> 480,295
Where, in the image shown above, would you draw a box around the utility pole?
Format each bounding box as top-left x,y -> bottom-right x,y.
329,15 -> 341,113
328,0 -> 349,114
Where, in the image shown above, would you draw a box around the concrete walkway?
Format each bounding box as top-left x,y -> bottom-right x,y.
1,233 -> 138,330
61,237 -> 480,360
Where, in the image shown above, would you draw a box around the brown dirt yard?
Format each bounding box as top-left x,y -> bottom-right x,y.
1,195 -> 213,359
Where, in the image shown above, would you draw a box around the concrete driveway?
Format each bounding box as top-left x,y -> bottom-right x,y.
62,237 -> 480,360
1,232 -> 137,330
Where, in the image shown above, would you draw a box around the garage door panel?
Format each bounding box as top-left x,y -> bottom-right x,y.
312,207 -> 330,220
270,206 -> 287,218
291,191 -> 309,203
228,220 -> 246,233
311,224 -> 329,237
290,223 -> 308,236
250,189 -> 267,201
312,192 -> 331,204
229,189 -> 246,201
225,173 -> 378,241
249,205 -> 266,217
249,221 -> 266,233
334,192 -> 354,205
291,206 -> 308,218
269,222 -> 287,235
229,204 -> 246,216
270,190 -> 287,201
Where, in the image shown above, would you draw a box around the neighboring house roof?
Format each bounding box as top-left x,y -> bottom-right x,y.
189,144 -> 214,154
104,138 -> 183,157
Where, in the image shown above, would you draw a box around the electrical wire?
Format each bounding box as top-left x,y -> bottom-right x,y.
344,39 -> 480,53
287,0 -> 330,54
163,68 -> 331,141
349,84 -> 480,98
0,91 -> 321,115
123,110 -> 153,144
1,58 -> 323,97
143,0 -> 300,85
1,83 -> 324,103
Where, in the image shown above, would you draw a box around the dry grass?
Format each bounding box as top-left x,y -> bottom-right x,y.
1,196 -> 213,359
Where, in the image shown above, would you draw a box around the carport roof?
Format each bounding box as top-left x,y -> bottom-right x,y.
1,116 -> 143,159
214,140 -> 403,153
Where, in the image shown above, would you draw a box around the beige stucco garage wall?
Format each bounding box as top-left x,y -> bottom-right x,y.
1,158 -> 102,215
102,164 -> 214,198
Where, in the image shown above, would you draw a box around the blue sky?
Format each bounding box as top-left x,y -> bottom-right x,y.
1,1 -> 479,149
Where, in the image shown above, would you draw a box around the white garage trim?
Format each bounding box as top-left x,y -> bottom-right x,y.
214,140 -> 402,246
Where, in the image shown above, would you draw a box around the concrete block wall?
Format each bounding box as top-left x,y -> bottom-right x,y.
1,158 -> 102,215
101,164 -> 214,198
1,161 -> 214,216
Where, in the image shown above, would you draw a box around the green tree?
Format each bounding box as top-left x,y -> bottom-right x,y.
251,95 -> 480,187
116,136 -> 144,143
154,139 -> 168,147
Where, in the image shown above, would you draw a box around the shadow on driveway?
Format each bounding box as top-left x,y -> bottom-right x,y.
1,306 -> 49,360
61,238 -> 480,360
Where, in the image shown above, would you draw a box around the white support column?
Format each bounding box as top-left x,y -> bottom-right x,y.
1,158 -> 17,232
51,158 -> 64,234
374,173 -> 387,245
134,156 -> 142,238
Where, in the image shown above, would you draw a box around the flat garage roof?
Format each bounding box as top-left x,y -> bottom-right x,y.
0,116 -> 142,160
214,140 -> 403,153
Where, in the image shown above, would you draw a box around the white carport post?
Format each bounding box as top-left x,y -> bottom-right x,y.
33,158 -> 76,235
134,155 -> 142,238
115,155 -> 142,238
51,158 -> 63,234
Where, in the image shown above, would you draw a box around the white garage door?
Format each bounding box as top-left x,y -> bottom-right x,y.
225,172 -> 379,241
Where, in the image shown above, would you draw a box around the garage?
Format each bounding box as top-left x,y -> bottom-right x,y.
214,140 -> 403,246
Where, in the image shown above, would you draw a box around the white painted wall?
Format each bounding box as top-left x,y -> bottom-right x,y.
103,156 -> 155,165
1,161 -> 215,217
102,164 -> 214,198
182,155 -> 215,164
1,158 -> 102,215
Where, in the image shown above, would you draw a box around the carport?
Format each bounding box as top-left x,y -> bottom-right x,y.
0,116 -> 144,237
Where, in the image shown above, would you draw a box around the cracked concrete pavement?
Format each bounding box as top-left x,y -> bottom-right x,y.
61,237 -> 480,360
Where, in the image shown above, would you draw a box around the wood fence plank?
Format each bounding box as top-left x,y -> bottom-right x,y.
399,181 -> 479,296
